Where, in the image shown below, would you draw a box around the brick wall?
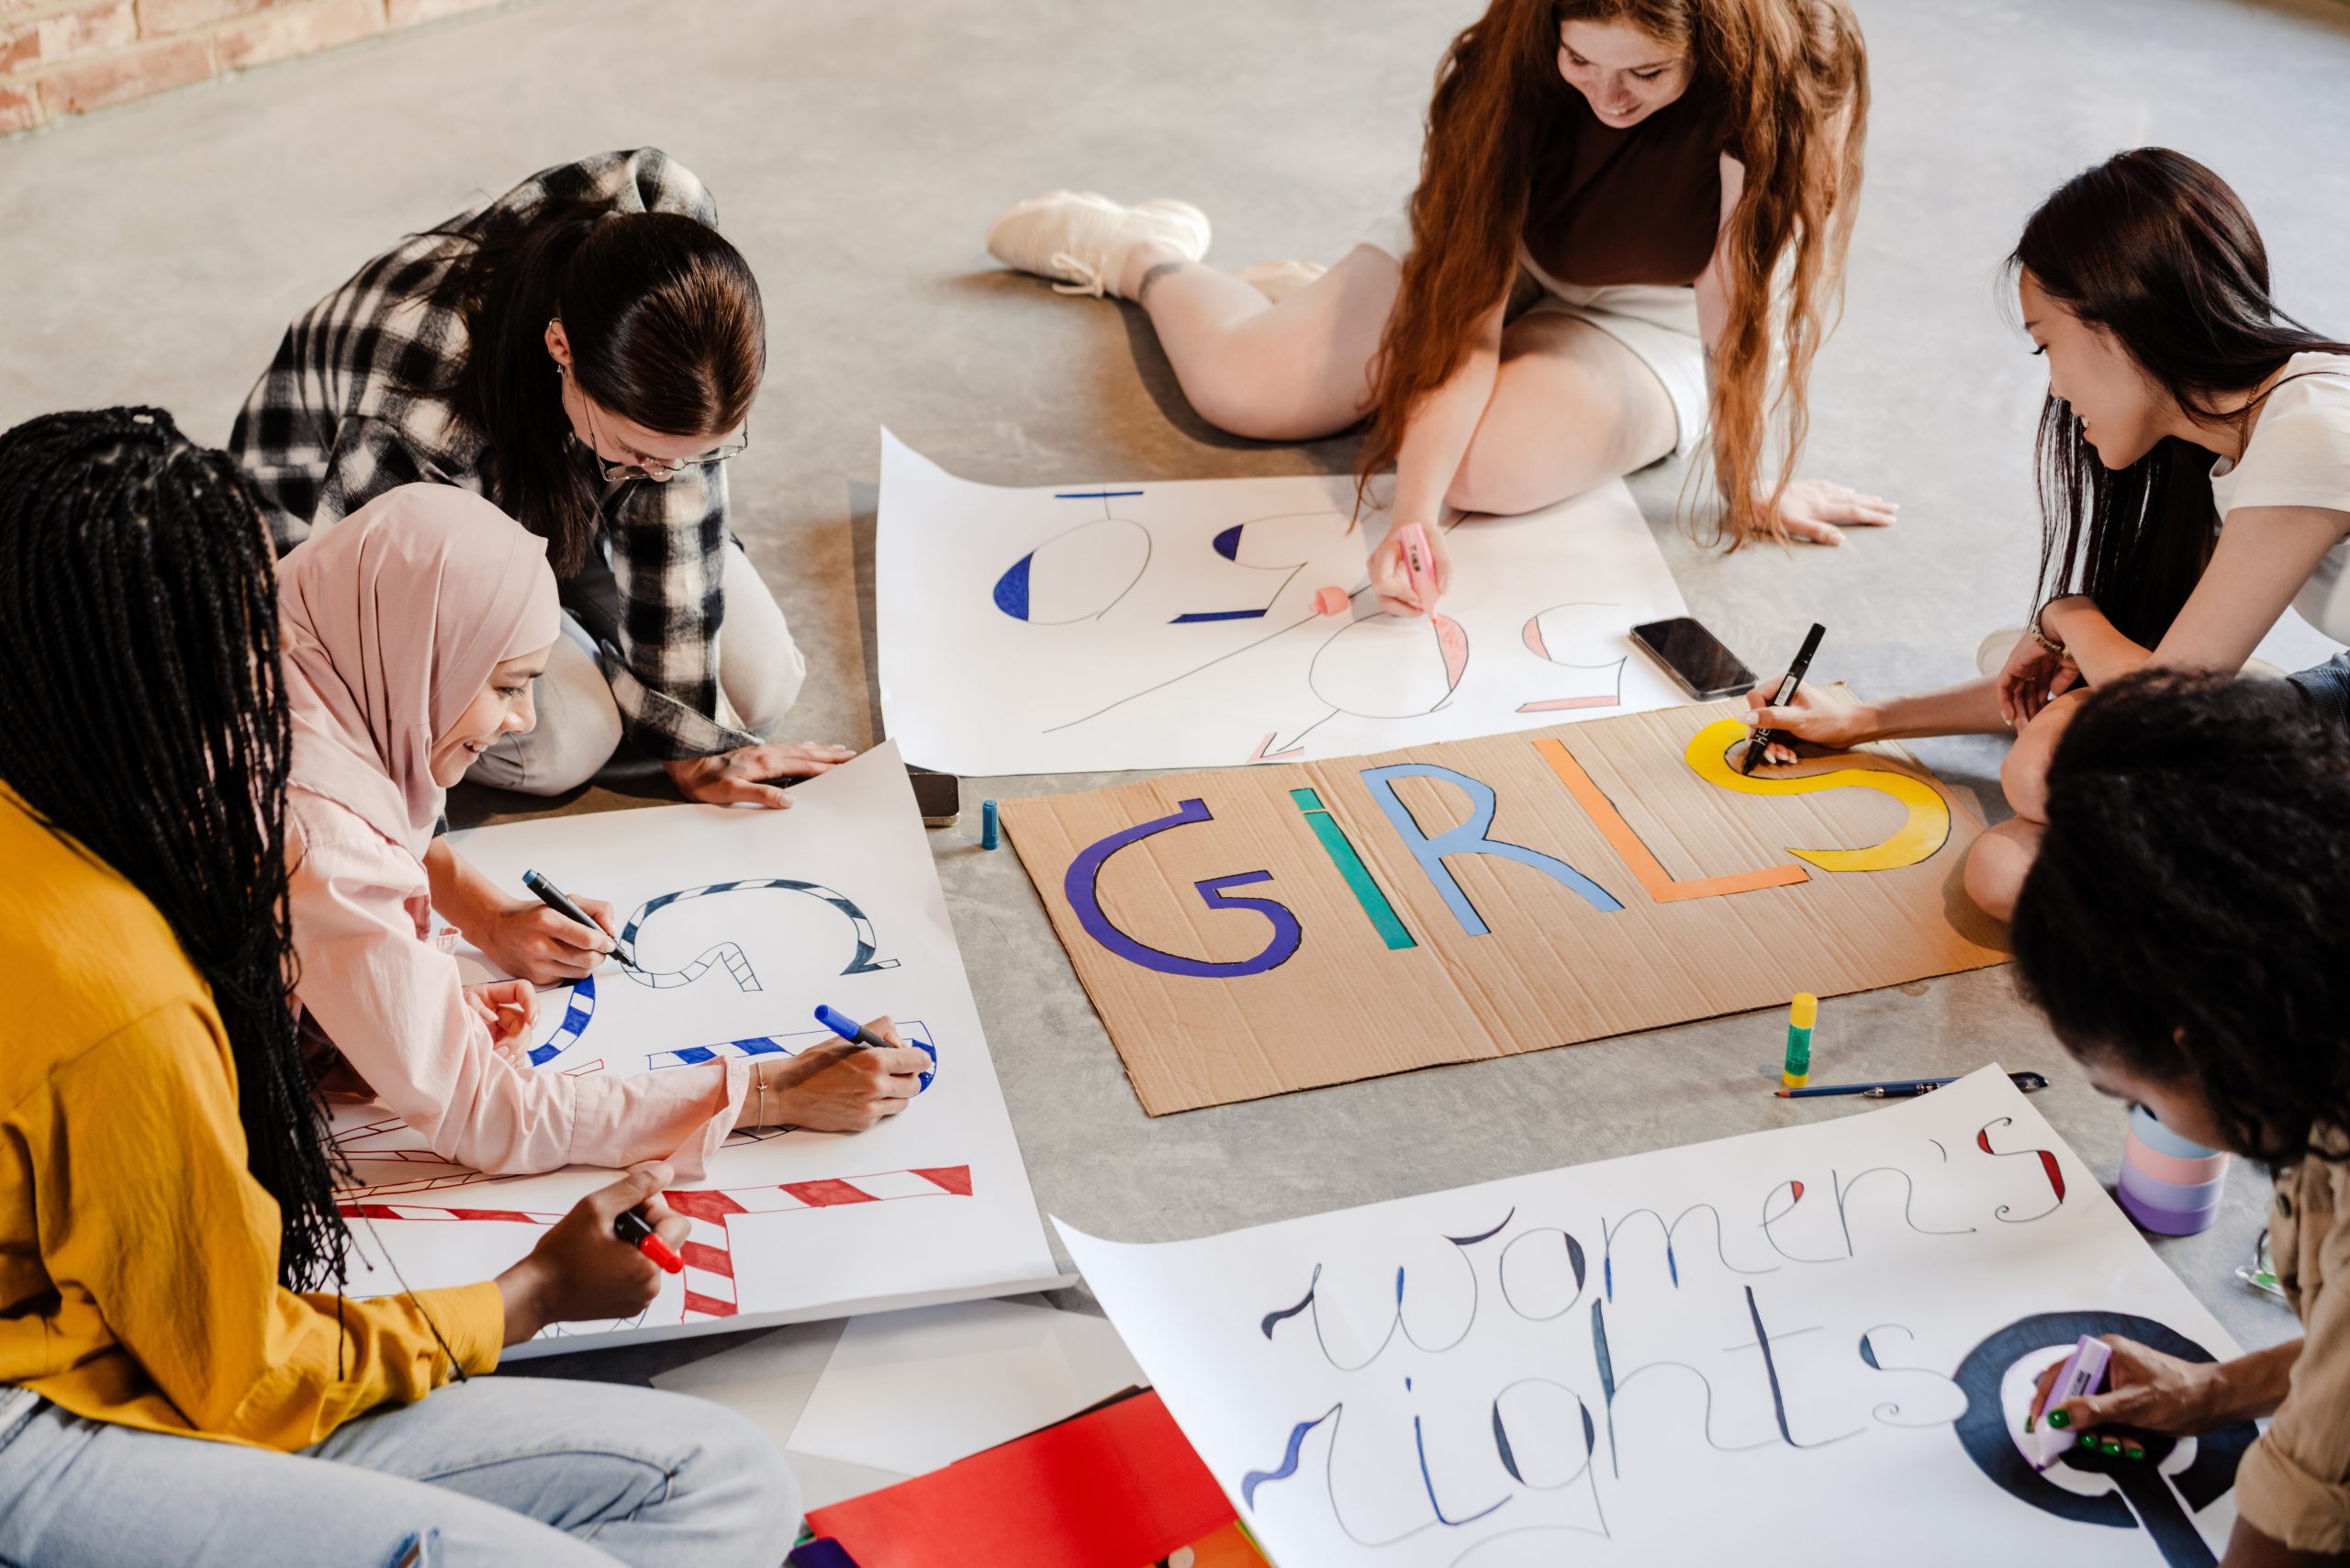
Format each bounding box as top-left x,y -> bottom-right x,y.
2,0 -> 513,135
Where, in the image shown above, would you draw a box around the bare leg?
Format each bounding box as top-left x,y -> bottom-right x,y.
1964,818 -> 2042,921
1446,312 -> 1678,514
1117,239 -> 1401,442
1999,688 -> 2087,823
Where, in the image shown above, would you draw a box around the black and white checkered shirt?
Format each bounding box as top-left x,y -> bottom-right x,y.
229,149 -> 755,761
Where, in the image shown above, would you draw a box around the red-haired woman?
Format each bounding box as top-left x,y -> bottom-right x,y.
985,0 -> 1893,614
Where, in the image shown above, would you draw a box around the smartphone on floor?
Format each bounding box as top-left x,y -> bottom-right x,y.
1631,616 -> 1761,700
907,766 -> 961,827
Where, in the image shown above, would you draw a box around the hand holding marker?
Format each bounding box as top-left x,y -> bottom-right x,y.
521,868 -> 637,971
814,1004 -> 894,1050
1745,622 -> 1826,774
614,1205 -> 684,1273
2024,1336 -> 2148,1465
816,1005 -> 937,1097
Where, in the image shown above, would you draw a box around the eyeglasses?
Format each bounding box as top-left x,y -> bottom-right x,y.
571,390 -> 749,485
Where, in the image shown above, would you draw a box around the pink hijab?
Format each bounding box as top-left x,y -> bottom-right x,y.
278,484 -> 562,860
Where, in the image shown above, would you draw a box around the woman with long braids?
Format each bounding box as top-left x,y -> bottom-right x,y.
279,483 -> 926,1177
229,148 -> 846,834
983,0 -> 1894,618
0,409 -> 799,1564
1744,148 -> 2350,919
2011,670 -> 2350,1566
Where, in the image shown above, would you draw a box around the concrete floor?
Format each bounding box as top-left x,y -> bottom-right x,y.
7,0 -> 2349,1393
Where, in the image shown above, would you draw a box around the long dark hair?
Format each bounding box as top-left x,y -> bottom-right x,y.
433,202 -> 766,575
2011,148 -> 2350,646
2013,669 -> 2350,1167
1362,0 -> 1866,546
0,409 -> 347,1289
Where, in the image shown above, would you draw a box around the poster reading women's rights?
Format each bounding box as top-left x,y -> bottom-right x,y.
1060,1070 -> 2252,1568
1002,702 -> 2009,1114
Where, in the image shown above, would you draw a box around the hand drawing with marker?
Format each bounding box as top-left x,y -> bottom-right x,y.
878,431 -> 1693,775
1063,1070 -> 2255,1568
326,748 -> 1060,1352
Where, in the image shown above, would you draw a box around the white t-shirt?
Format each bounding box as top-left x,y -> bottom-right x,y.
2210,351 -> 2350,643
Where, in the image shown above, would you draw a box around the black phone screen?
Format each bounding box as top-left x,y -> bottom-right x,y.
1631,617 -> 1760,700
907,766 -> 961,823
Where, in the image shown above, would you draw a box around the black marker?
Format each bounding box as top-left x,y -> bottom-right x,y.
1743,622 -> 1827,776
521,868 -> 636,970
1774,1070 -> 2050,1100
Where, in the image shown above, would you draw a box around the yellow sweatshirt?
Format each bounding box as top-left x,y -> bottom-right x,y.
0,786 -> 502,1451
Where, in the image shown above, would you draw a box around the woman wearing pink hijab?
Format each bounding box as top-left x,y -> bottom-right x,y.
278,484 -> 928,1177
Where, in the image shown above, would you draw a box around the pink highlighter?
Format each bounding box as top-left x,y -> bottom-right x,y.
1398,522 -> 1436,612
2032,1335 -> 2111,1471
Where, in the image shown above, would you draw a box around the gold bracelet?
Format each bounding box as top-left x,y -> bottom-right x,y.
2029,603 -> 2068,656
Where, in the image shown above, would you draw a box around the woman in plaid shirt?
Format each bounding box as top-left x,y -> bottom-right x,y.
229,148 -> 845,816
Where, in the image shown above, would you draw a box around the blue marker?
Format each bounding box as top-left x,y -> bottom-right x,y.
980,799 -> 1001,850
814,1004 -> 892,1051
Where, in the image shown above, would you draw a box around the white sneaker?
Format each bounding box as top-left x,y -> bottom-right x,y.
985,191 -> 1211,299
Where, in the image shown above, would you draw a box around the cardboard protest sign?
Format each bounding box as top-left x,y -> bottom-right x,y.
1002,702 -> 2008,1114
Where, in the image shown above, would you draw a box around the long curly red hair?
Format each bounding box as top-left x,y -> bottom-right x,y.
1360,0 -> 1867,547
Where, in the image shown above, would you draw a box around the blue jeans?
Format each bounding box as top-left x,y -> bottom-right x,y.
0,1377 -> 799,1566
2288,650 -> 2350,731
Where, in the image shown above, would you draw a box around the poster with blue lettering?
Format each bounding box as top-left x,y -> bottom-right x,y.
1002,701 -> 2008,1114
1061,1068 -> 2251,1568
876,431 -> 1689,776
327,745 -> 1065,1354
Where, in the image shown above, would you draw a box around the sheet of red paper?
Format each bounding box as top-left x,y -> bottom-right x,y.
805,1391 -> 1235,1568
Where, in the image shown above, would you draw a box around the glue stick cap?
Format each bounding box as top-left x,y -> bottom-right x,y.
1791,994 -> 1818,1029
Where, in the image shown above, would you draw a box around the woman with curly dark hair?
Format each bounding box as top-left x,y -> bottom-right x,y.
2012,668 -> 2350,1566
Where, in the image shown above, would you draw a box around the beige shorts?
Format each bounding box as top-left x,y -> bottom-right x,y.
1359,206 -> 1707,458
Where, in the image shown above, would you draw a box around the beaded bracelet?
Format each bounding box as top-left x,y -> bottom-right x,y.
2028,599 -> 2077,657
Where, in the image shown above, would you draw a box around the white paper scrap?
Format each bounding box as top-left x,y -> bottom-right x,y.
785,1298 -> 1148,1476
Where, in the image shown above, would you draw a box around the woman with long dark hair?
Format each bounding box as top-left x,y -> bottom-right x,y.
1747,148 -> 2350,917
229,150 -> 844,826
2011,670 -> 2350,1566
983,0 -> 1894,617
0,409 -> 798,1564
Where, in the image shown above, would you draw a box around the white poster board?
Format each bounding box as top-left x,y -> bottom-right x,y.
878,431 -> 1689,775
330,743 -> 1064,1355
1061,1070 -> 2253,1567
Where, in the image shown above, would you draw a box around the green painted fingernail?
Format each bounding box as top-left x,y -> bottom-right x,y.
2099,1439 -> 2123,1457
2124,1444 -> 2145,1462
2078,1433 -> 2098,1450
2024,1416 -> 2036,1434
2047,1409 -> 2070,1429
